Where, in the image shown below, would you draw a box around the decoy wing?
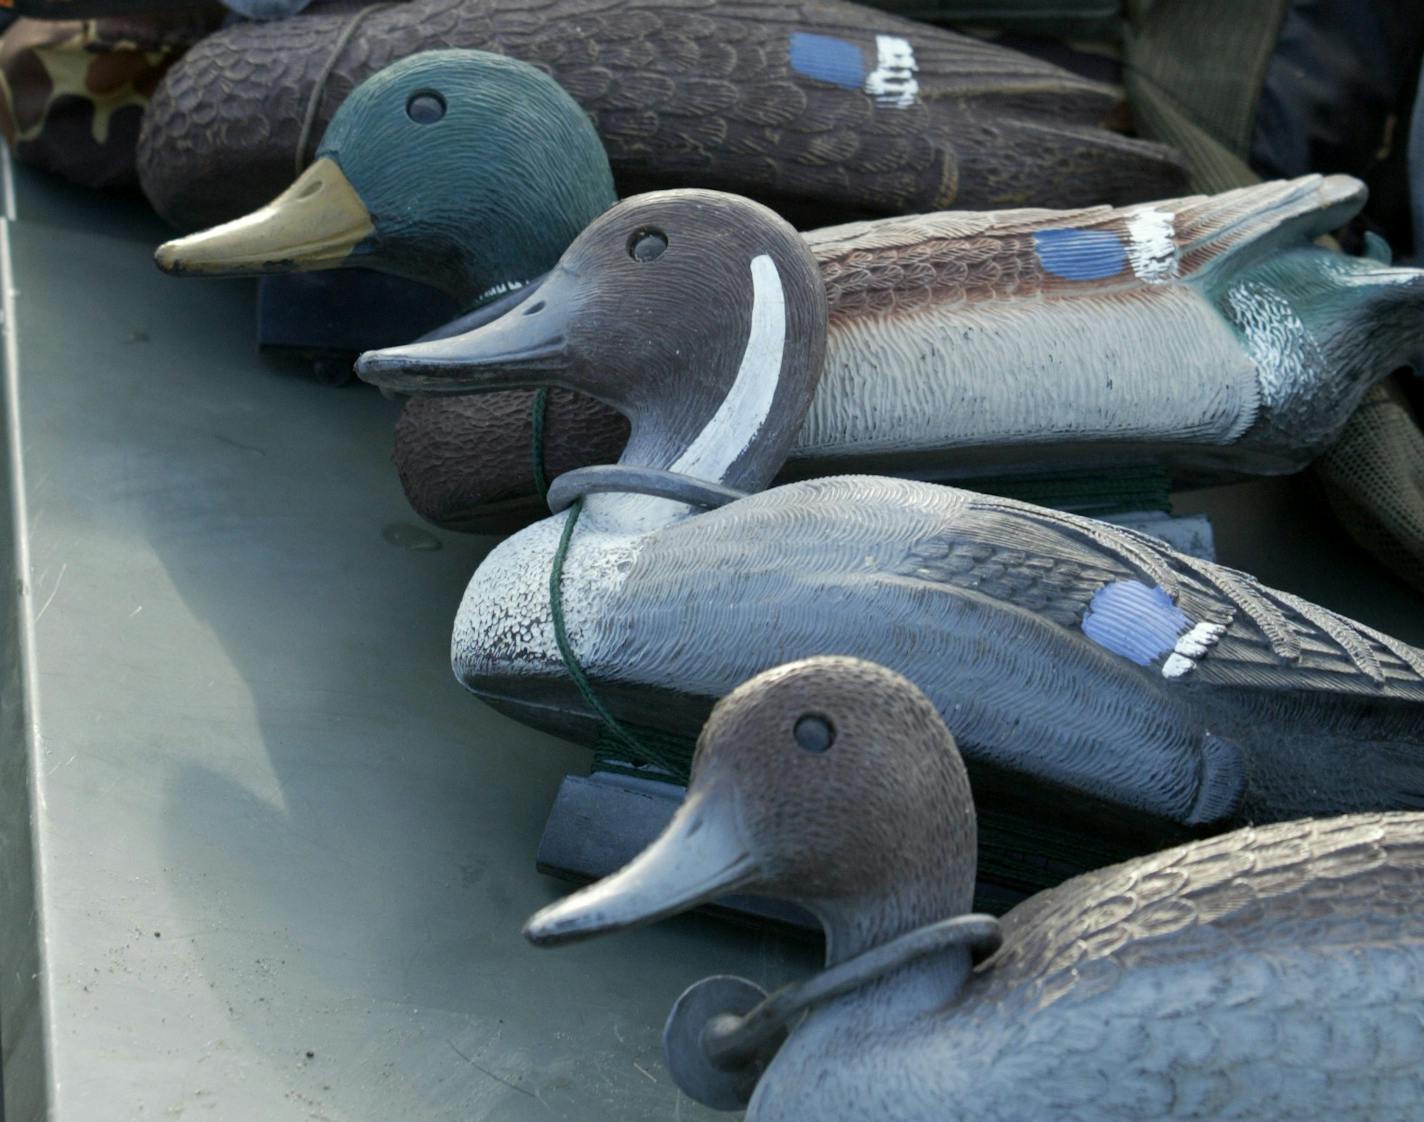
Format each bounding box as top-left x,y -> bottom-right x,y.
626,475 -> 1424,706
939,813 -> 1424,1118
951,491 -> 1424,701
986,812 -> 1424,991
807,173 -> 1368,311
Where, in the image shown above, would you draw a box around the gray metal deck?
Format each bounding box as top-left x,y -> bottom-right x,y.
0,155 -> 1419,1122
0,160 -> 812,1122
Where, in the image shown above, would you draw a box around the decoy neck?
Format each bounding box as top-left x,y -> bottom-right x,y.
154,50 -> 617,308
356,190 -> 829,499
524,657 -> 979,973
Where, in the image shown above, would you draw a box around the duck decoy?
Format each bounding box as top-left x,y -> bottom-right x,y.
154,51 -> 1417,535
134,0 -> 1187,233
353,188 -> 1424,896
524,655 -> 1424,1120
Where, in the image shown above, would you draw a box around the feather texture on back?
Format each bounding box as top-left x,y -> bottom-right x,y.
137,0 -> 1187,229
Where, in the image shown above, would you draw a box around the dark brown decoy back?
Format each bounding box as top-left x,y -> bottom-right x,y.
137,0 -> 1187,230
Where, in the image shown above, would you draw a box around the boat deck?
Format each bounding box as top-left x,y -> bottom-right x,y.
0,154 -> 1419,1121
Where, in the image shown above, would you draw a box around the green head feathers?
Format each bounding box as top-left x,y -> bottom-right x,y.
320,51 -> 617,302
156,50 -> 618,308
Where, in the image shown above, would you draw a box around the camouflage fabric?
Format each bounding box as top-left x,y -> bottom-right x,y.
0,8 -> 221,190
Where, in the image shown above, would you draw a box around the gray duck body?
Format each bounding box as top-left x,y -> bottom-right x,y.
459,474 -> 1424,835
798,174 -> 1420,481
755,812 -> 1424,1121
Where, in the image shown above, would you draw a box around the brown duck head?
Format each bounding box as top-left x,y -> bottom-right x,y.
357,189 -> 829,499
523,656 -> 979,966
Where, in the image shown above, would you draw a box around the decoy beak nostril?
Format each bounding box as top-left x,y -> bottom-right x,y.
522,300 -> 546,316
296,178 -> 323,200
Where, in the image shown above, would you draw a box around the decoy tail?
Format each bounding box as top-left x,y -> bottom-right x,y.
1321,262 -> 1424,373
1174,174 -> 1365,287
1232,255 -> 1424,455
1166,174 -> 1421,461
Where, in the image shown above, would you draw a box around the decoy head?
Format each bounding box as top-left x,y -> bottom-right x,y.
357,190 -> 828,496
524,657 -> 978,964
154,50 -> 616,305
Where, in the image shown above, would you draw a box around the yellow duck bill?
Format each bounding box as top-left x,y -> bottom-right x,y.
523,783 -> 758,947
153,158 -> 375,276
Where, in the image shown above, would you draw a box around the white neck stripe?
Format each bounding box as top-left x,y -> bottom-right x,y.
670,254 -> 785,482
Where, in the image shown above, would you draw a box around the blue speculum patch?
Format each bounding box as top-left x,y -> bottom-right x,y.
789,32 -> 866,90
1033,227 -> 1128,281
1081,580 -> 1189,666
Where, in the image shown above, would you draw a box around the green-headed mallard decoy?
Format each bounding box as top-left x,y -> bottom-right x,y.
525,655 -> 1424,1120
154,50 -> 1415,533
352,188 -> 1424,896
135,0 -> 1186,233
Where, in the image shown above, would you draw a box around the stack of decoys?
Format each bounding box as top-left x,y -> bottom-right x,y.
525,655 -> 1424,1120
134,0 -> 1186,232
154,51 -> 1423,541
351,188 -> 1424,906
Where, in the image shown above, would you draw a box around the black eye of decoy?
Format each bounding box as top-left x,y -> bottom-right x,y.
407,91 -> 447,124
794,714 -> 835,753
628,228 -> 669,262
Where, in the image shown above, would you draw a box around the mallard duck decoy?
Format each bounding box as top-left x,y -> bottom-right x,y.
135,0 -> 1187,232
525,655 -> 1424,1120
353,188 -> 1424,893
154,50 -> 1418,533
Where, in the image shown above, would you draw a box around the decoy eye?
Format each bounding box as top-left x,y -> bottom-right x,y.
628,228 -> 669,262
794,714 -> 835,753
407,91 -> 447,124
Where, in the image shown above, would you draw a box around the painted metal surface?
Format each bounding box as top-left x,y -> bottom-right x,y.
0,161 -> 813,1122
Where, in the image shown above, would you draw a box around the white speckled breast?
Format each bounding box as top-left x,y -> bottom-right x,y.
451,501 -> 664,683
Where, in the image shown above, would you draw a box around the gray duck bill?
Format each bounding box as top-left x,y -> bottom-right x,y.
524,783 -> 757,947
354,287 -> 570,394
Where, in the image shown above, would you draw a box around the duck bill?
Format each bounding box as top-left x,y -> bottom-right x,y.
154,157 -> 375,277
524,783 -> 758,947
354,275 -> 572,395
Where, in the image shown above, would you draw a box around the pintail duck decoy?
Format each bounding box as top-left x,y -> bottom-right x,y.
354,189 -> 1424,893
155,50 -> 1420,533
525,656 -> 1424,1120
135,0 -> 1187,233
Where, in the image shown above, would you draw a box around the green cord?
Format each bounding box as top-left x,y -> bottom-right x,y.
593,729 -> 697,783
530,388 -> 551,503
548,497 -> 684,776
